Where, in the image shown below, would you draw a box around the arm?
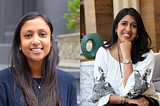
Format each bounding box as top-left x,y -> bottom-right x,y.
108,94 -> 149,106
108,94 -> 122,104
120,41 -> 133,87
69,75 -> 78,106
119,47 -> 155,98
0,79 -> 7,106
92,47 -> 116,106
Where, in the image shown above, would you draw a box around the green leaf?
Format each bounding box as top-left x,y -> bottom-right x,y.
63,0 -> 80,33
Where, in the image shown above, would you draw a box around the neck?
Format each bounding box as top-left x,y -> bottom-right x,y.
27,60 -> 43,78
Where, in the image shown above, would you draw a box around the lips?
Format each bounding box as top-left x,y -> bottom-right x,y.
30,48 -> 43,53
123,33 -> 131,38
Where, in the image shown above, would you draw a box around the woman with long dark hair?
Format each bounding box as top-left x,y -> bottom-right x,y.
0,12 -> 77,106
92,8 -> 159,106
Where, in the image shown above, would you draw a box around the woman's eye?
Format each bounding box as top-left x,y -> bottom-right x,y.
131,24 -> 137,28
40,33 -> 47,37
122,23 -> 127,26
25,34 -> 32,38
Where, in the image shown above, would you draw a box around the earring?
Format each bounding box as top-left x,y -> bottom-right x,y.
136,34 -> 138,38
115,31 -> 117,34
19,48 -> 22,51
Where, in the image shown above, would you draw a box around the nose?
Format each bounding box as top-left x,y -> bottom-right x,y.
32,35 -> 41,45
126,25 -> 131,32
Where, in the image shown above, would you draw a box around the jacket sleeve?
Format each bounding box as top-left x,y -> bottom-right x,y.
92,47 -> 116,106
119,50 -> 155,98
0,79 -> 7,106
69,75 -> 78,106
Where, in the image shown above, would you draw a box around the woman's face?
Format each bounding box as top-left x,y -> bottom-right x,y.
20,17 -> 52,63
116,15 -> 137,43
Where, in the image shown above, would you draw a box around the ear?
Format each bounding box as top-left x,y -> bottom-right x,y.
19,43 -> 22,49
115,27 -> 117,33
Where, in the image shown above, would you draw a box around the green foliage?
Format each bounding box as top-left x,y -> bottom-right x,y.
63,0 -> 80,33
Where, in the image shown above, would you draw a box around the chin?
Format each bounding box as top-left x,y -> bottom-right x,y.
34,58 -> 44,62
29,58 -> 44,63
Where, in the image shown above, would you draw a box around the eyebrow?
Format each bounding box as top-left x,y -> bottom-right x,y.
21,30 -> 32,34
121,21 -> 137,24
21,28 -> 49,34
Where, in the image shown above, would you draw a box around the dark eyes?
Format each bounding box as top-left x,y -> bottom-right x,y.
40,33 -> 47,37
25,34 -> 32,38
121,23 -> 137,28
122,23 -> 127,26
24,33 -> 47,38
131,24 -> 137,28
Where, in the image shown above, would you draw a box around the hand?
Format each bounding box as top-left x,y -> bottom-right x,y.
120,41 -> 132,60
126,97 -> 149,106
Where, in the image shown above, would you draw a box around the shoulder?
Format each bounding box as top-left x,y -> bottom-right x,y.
97,46 -> 108,53
57,68 -> 74,79
96,46 -> 109,56
56,69 -> 77,106
95,46 -> 110,61
56,68 -> 76,93
56,69 -> 75,84
0,67 -> 13,82
143,49 -> 155,59
136,50 -> 155,65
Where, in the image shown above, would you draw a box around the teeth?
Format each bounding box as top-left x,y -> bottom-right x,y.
124,34 -> 130,36
32,49 -> 41,51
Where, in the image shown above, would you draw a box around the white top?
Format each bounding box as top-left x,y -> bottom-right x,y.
92,47 -> 159,106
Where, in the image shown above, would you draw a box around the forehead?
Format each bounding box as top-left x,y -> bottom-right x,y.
120,15 -> 136,23
21,17 -> 50,31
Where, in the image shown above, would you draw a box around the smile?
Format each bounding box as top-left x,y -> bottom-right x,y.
123,33 -> 131,38
31,48 -> 42,51
30,48 -> 43,53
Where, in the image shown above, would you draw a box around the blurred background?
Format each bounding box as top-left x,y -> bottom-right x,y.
0,0 -> 80,105
80,0 -> 160,105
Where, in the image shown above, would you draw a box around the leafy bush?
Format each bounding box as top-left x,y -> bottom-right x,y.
63,0 -> 80,33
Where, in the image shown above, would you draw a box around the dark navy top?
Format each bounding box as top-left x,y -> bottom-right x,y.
0,67 -> 78,106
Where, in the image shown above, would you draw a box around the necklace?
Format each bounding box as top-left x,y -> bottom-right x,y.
116,42 -> 123,78
32,78 -> 42,89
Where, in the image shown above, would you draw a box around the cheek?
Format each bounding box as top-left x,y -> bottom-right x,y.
21,40 -> 30,48
117,27 -> 124,34
44,40 -> 52,50
133,29 -> 138,35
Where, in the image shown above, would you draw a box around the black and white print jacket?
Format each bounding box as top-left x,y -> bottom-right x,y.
92,47 -> 159,106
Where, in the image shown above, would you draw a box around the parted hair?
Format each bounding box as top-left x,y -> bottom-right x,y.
102,7 -> 152,64
10,12 -> 61,106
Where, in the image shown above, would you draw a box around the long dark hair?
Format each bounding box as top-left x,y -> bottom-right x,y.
102,7 -> 151,64
10,12 -> 61,106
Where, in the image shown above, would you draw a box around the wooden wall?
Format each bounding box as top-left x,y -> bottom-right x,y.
82,0 -> 113,41
80,1 -> 86,39
81,0 -> 160,52
140,0 -> 160,52
95,0 -> 113,41
154,0 -> 160,52
83,0 -> 97,34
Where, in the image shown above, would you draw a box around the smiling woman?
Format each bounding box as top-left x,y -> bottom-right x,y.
19,17 -> 52,72
0,12 -> 77,106
92,8 -> 159,106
